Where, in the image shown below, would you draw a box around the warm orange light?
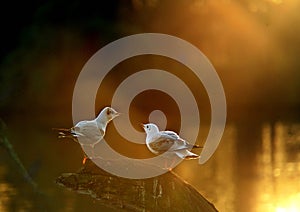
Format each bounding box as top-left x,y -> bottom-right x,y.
257,123 -> 300,212
269,0 -> 283,5
275,200 -> 300,212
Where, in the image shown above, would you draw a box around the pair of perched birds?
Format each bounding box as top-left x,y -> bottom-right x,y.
56,107 -> 200,163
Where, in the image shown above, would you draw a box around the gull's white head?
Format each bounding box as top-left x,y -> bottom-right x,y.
142,123 -> 160,135
97,107 -> 120,123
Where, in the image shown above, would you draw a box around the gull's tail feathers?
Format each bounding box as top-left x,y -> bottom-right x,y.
52,128 -> 78,140
175,149 -> 200,160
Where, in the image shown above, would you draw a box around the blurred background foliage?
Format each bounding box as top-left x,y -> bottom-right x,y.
1,0 -> 299,125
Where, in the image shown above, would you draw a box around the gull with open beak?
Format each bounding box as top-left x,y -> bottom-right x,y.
54,107 -> 120,163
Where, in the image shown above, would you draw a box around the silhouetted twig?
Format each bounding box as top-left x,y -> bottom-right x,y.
0,119 -> 38,190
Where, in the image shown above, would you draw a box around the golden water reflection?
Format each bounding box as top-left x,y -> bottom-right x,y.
257,122 -> 300,212
176,124 -> 237,211
176,121 -> 300,212
0,166 -> 16,211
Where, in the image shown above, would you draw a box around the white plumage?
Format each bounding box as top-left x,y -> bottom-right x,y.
55,106 -> 120,148
142,123 -> 200,159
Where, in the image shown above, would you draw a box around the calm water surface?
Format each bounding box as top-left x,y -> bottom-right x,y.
1,116 -> 300,211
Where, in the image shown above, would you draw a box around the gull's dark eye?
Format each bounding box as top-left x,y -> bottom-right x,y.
106,109 -> 111,115
73,127 -> 80,131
